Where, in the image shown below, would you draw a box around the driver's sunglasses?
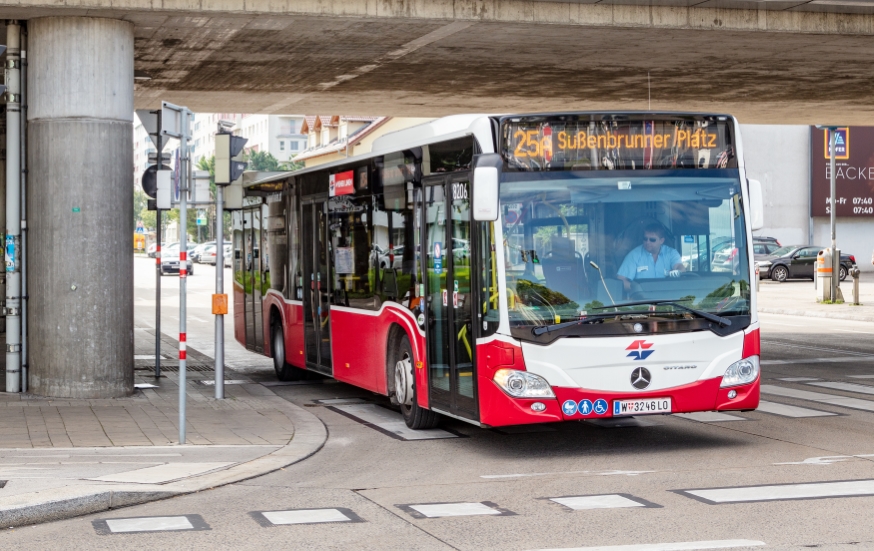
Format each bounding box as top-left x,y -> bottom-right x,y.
643,237 -> 659,243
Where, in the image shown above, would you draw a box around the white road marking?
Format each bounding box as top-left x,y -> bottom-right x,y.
761,384 -> 874,413
674,412 -> 747,422
410,502 -> 502,518
134,383 -> 159,389
105,516 -> 194,533
775,453 -> 874,466
835,329 -> 874,334
89,462 -> 233,483
331,404 -> 457,441
762,341 -> 874,357
756,400 -> 837,418
197,379 -> 252,386
764,357 -> 874,365
531,540 -> 766,551
775,377 -> 820,382
685,479 -> 874,504
848,375 -> 874,379
809,381 -> 874,395
481,470 -> 653,479
551,494 -> 646,510
262,509 -> 351,525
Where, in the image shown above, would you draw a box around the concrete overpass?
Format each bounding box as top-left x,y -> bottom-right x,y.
4,0 -> 874,398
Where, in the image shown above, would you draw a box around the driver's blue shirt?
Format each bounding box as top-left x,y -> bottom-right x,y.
617,244 -> 682,280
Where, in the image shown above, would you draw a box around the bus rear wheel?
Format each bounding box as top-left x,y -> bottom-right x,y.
272,323 -> 305,381
393,334 -> 440,430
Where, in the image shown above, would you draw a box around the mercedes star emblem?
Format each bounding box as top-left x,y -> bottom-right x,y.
631,367 -> 651,390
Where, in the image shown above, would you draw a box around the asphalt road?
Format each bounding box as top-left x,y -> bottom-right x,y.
4,261 -> 874,550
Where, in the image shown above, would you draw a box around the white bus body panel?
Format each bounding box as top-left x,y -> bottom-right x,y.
521,331 -> 744,392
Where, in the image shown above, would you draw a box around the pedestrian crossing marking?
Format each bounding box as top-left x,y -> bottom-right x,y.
808,381 -> 874,395
756,400 -> 838,418
761,384 -> 874,413
678,478 -> 874,504
249,507 -> 363,526
674,412 -> 747,423
532,540 -> 765,551
397,501 -> 515,519
549,494 -> 660,510
93,514 -> 210,535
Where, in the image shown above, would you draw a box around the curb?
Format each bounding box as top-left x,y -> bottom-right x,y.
758,307 -> 874,323
0,398 -> 327,529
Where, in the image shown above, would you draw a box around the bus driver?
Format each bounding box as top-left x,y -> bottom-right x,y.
616,223 -> 684,291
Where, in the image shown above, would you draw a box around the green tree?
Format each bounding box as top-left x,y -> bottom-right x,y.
133,188 -> 149,231
246,150 -> 281,172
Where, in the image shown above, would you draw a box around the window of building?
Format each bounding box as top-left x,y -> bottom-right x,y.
280,141 -> 285,151
291,141 -> 300,151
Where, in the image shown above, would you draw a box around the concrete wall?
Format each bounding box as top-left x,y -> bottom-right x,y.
740,124 -> 811,247
741,124 -> 874,271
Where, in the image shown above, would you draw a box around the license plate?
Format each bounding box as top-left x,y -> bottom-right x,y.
613,397 -> 672,416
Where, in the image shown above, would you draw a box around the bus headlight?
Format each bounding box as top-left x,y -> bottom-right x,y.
493,369 -> 555,398
720,356 -> 760,388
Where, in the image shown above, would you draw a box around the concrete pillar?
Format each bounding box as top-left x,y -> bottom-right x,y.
28,17 -> 134,398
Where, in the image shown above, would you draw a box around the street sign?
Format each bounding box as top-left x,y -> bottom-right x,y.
811,126 -> 874,217
196,210 -> 207,226
141,163 -> 171,199
135,109 -> 168,152
160,101 -> 187,140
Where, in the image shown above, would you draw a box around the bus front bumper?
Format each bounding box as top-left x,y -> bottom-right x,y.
478,376 -> 759,427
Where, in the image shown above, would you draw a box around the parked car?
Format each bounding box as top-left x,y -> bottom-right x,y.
753,241 -> 782,260
202,244 -> 232,266
160,244 -> 194,276
147,243 -> 158,258
192,241 -> 231,263
753,236 -> 781,247
758,245 -> 857,282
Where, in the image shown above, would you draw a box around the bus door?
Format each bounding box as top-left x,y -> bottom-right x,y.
301,197 -> 333,375
423,173 -> 478,420
241,206 -> 265,353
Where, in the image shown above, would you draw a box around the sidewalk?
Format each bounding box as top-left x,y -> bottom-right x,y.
757,271 -> 874,322
0,329 -> 327,528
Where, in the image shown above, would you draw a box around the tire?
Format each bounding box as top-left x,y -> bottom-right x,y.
771,265 -> 789,282
839,265 -> 848,281
272,322 -> 305,381
393,334 -> 440,430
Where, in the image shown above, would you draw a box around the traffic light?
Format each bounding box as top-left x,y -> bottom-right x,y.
215,133 -> 248,185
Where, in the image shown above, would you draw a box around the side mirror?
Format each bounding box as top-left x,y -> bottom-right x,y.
747,179 -> 764,231
472,153 -> 502,222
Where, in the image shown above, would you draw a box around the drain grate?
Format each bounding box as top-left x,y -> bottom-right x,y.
157,364 -> 216,373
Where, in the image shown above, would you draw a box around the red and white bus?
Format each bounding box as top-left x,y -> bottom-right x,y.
234,112 -> 763,429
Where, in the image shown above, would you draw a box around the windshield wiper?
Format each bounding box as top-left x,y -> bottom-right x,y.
591,299 -> 732,327
531,310 -> 654,336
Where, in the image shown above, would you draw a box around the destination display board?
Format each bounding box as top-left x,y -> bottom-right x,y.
810,126 -> 874,217
501,115 -> 737,171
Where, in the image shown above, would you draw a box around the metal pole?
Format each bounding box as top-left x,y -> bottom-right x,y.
215,184 -> 224,399
829,129 -> 837,302
19,24 -> 27,394
155,110 -> 163,380
155,209 -> 161,378
5,21 -> 21,393
178,109 -> 190,444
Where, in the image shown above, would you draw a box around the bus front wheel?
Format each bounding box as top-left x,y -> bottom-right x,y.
393,334 -> 440,430
272,323 -> 305,381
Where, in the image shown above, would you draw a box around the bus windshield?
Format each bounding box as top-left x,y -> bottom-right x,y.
499,171 -> 751,338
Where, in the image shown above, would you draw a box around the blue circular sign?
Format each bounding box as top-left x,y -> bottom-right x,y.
593,399 -> 609,415
561,400 -> 578,416
578,399 -> 594,416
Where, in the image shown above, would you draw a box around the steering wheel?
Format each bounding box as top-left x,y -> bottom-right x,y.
679,272 -> 701,278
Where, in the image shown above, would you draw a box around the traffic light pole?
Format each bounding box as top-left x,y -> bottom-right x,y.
215,184 -> 225,399
178,111 -> 192,444
155,112 -> 163,380
829,129 -> 838,303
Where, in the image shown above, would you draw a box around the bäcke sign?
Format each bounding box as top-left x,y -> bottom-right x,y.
811,126 -> 874,217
